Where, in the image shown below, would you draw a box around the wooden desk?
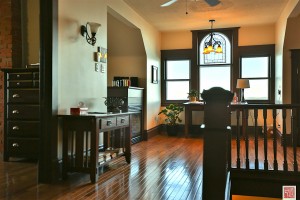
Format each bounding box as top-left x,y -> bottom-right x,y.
183,102 -> 205,137
59,112 -> 134,183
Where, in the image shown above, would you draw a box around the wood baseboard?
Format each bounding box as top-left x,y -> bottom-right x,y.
144,125 -> 160,140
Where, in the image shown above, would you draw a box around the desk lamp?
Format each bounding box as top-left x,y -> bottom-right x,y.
236,79 -> 250,103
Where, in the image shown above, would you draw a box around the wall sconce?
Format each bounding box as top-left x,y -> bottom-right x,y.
80,22 -> 101,46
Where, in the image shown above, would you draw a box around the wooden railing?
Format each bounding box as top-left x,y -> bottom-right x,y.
229,104 -> 300,198
201,87 -> 300,199
230,104 -> 300,172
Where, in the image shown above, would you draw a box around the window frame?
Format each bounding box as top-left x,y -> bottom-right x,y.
238,45 -> 275,104
193,28 -> 240,94
161,49 -> 193,106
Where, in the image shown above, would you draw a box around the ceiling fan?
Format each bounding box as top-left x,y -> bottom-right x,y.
161,0 -> 221,7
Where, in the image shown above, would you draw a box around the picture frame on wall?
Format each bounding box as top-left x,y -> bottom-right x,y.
152,65 -> 158,84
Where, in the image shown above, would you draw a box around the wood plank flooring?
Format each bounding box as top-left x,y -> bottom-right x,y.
0,134 -> 297,200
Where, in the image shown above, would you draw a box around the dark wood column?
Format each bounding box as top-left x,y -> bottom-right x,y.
201,87 -> 233,200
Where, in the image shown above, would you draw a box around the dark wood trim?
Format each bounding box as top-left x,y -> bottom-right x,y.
160,49 -> 193,106
231,169 -> 300,198
291,49 -> 300,104
11,0 -> 23,68
144,125 -> 161,140
39,0 -> 58,183
191,27 -> 240,93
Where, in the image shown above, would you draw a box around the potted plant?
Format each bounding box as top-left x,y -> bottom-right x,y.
158,104 -> 184,136
187,89 -> 199,102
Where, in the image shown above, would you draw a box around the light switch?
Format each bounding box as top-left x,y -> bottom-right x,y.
95,63 -> 100,72
100,64 -> 105,73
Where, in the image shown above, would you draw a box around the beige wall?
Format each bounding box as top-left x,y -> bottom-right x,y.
239,24 -> 275,46
107,12 -> 147,88
275,0 -> 299,104
161,24 -> 276,50
161,31 -> 192,50
282,3 -> 300,104
106,1 -> 161,130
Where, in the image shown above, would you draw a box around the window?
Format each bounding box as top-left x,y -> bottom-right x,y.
166,60 -> 190,100
161,49 -> 192,105
238,45 -> 275,103
199,32 -> 232,94
241,57 -> 269,100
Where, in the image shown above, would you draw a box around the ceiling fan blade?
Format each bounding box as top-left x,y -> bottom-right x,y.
204,0 -> 221,7
161,0 -> 178,7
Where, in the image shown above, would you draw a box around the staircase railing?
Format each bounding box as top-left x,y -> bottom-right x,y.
201,87 -> 300,199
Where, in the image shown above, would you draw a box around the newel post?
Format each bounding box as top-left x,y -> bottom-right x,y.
201,87 -> 233,200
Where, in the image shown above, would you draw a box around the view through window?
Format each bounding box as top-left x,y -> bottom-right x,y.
166,60 -> 190,100
241,57 -> 269,100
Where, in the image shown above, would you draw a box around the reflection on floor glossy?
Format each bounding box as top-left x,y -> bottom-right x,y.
0,135 -> 204,199
0,134 -> 289,199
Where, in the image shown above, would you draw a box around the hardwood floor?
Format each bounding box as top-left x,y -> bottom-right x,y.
0,134 -> 296,200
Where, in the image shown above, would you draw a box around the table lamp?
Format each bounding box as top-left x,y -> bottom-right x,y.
236,79 -> 250,103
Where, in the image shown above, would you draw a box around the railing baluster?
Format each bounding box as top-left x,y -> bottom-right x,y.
254,108 -> 259,170
236,109 -> 241,169
282,108 -> 288,171
263,109 -> 268,170
272,108 -> 278,171
243,109 -> 249,169
291,108 -> 298,172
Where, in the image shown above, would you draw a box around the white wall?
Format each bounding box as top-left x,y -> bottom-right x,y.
57,0 -> 161,132
58,0 -> 107,114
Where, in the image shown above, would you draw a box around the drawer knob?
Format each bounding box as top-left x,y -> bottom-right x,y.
17,82 -> 20,85
12,110 -> 19,114
17,75 -> 20,78
107,121 -> 112,126
121,118 -> 125,123
12,94 -> 20,98
12,126 -> 20,130
12,143 -> 19,147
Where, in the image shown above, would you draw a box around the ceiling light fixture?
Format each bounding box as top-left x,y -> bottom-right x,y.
81,22 -> 101,46
203,19 -> 223,54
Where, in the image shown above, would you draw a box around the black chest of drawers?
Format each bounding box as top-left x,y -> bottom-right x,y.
1,68 -> 40,161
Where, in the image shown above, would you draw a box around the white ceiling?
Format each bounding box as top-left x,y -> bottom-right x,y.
123,0 -> 290,31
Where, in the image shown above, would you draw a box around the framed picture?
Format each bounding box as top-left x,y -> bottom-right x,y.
152,65 -> 158,84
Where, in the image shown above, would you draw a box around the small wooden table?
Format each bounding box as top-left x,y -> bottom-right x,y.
59,112 -> 134,183
183,102 -> 205,137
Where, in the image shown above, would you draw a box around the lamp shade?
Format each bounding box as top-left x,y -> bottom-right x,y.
236,79 -> 250,89
88,22 -> 101,34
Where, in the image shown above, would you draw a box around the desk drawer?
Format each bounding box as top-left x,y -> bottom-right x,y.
117,115 -> 129,127
8,89 -> 39,103
8,73 -> 33,80
7,121 -> 40,137
7,105 -> 39,120
7,138 -> 39,158
100,117 -> 116,129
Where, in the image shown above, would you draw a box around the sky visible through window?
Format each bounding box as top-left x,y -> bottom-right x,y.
166,60 -> 190,100
242,57 -> 269,100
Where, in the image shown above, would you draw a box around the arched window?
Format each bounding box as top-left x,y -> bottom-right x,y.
199,32 -> 232,94
199,32 -> 231,64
